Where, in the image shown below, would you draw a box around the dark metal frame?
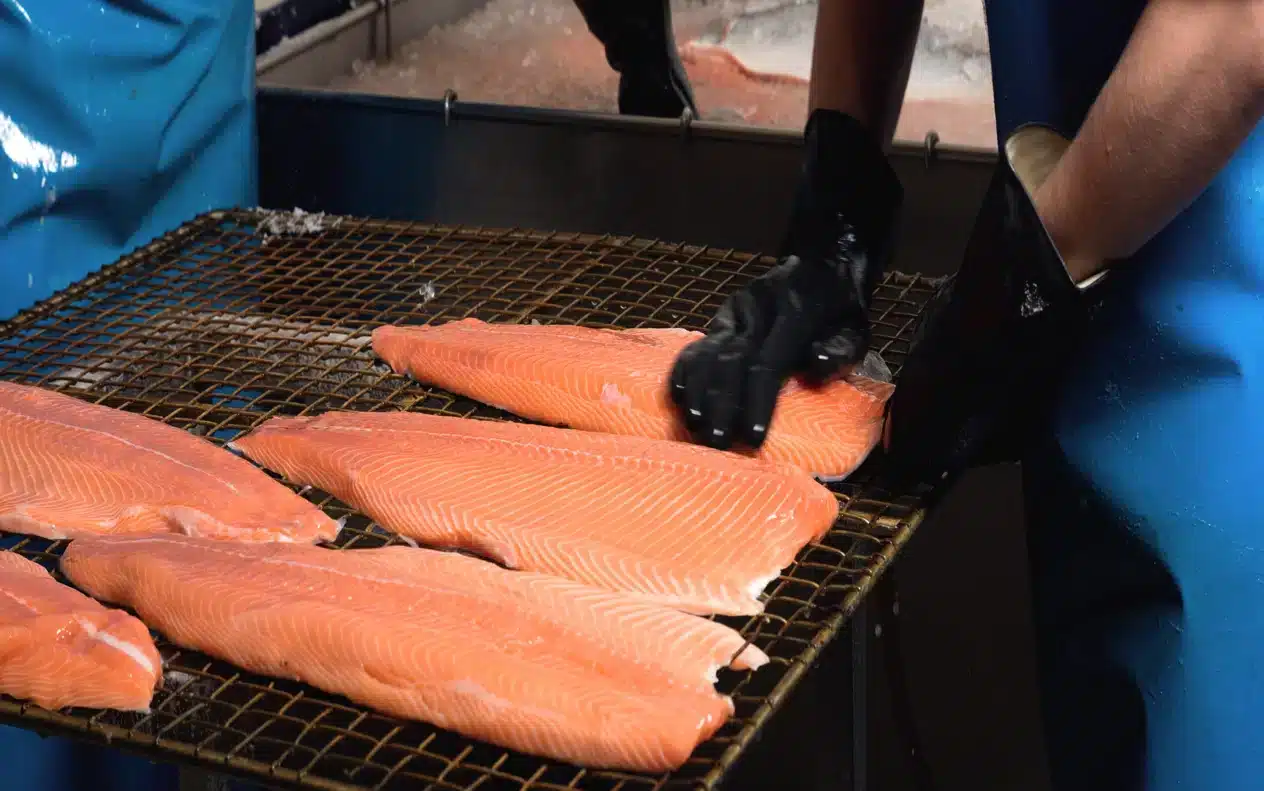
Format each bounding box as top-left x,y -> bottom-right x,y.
256,86 -> 996,275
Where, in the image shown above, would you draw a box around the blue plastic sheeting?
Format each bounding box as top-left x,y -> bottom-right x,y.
0,726 -> 265,790
0,0 -> 258,321
0,0 -> 257,786
0,728 -> 176,790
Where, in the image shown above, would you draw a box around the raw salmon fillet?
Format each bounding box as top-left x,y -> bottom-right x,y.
372,320 -> 895,480
0,382 -> 339,543
61,535 -> 768,771
0,551 -> 160,712
231,410 -> 839,615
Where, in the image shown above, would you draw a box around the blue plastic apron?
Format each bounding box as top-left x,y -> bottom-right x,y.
987,1 -> 1264,788
0,0 -> 257,321
0,0 -> 256,787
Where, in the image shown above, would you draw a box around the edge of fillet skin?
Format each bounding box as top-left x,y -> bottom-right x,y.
0,552 -> 161,712
0,381 -> 341,544
229,408 -> 840,618
56,535 -> 742,772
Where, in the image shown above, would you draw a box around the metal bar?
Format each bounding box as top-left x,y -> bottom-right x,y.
851,603 -> 871,791
256,3 -> 379,74
382,0 -> 393,61
257,84 -> 997,160
255,87 -> 996,273
255,0 -> 490,84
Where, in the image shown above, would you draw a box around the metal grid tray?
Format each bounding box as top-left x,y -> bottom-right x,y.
0,210 -> 940,791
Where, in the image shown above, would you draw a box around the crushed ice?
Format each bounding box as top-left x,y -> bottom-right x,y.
1020,281 -> 1047,317
255,207 -> 342,240
162,670 -> 196,688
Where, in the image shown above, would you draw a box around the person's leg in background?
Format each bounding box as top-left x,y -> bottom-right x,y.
572,0 -> 698,118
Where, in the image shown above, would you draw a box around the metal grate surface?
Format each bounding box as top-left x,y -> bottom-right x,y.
0,210 -> 940,791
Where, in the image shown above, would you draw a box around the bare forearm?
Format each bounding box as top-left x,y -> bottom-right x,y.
808,0 -> 924,143
1035,1 -> 1264,281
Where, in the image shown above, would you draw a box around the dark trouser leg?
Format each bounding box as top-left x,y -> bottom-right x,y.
572,0 -> 698,118
1022,440 -> 1177,791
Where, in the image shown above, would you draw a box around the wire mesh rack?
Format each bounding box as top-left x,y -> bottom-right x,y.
0,209 -> 942,791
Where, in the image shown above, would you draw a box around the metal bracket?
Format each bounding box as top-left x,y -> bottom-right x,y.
443,89 -> 458,128
679,106 -> 695,141
923,130 -> 940,169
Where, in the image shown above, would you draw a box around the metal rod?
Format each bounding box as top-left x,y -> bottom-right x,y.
256,84 -> 1001,162
878,571 -> 939,791
443,88 -> 458,127
256,2 -> 379,75
851,601 -> 870,791
382,0 -> 393,62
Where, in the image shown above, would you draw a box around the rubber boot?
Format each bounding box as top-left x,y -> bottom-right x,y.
572,0 -> 698,119
881,125 -> 1107,488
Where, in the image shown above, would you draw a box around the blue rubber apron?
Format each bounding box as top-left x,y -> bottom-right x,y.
0,0 -> 256,787
987,1 -> 1264,789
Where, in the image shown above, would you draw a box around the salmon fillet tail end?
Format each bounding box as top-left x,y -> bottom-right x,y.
57,536 -> 735,772
0,553 -> 160,713
371,324 -> 412,376
0,381 -> 341,544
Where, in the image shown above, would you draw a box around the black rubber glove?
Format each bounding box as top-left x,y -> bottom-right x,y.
881,125 -> 1106,487
669,109 -> 904,450
572,0 -> 698,119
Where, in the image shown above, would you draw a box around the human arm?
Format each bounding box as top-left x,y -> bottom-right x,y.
808,0 -> 925,142
668,1 -> 923,450
1033,0 -> 1264,282
883,0 -> 1264,483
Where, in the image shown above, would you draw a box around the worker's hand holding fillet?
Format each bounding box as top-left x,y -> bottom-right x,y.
668,0 -> 918,452
669,109 -> 903,450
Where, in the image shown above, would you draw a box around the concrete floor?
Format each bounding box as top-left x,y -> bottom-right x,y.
328,0 -> 997,148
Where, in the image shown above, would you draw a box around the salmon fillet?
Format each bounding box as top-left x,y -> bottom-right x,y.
61,535 -> 767,772
372,320 -> 895,480
0,552 -> 160,712
0,382 -> 339,543
231,410 -> 838,615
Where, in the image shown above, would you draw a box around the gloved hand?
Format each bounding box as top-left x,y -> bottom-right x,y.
572,0 -> 697,119
669,109 -> 904,450
881,125 -> 1106,486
